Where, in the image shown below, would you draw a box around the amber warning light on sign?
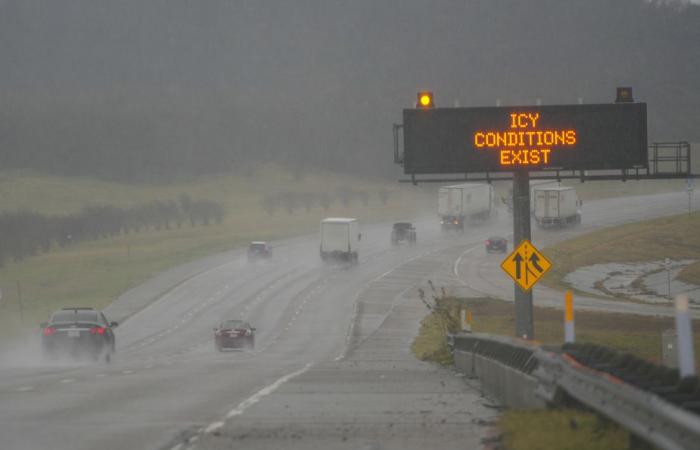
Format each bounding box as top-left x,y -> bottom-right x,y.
417,91 -> 434,109
473,113 -> 577,167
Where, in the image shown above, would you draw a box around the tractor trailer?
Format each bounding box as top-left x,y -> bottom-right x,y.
438,183 -> 494,231
533,186 -> 581,228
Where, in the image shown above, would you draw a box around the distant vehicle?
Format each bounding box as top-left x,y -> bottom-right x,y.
485,236 -> 507,253
533,186 -> 582,228
320,217 -> 360,264
40,307 -> 118,363
214,320 -> 255,351
247,241 -> 272,262
438,183 -> 495,232
391,222 -> 416,245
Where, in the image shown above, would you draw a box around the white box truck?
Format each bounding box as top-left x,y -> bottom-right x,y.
533,186 -> 581,228
438,183 -> 494,231
320,218 -> 360,264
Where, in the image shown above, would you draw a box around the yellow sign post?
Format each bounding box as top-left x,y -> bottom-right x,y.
501,239 -> 552,291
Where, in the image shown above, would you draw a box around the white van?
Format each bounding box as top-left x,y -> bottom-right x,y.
319,218 -> 360,264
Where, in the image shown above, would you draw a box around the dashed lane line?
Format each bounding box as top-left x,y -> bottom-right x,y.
453,244 -> 483,280
224,362 -> 313,420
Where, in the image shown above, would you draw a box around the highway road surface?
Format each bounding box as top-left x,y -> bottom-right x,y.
0,190 -> 697,450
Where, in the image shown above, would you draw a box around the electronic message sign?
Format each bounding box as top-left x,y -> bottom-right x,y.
402,103 -> 647,174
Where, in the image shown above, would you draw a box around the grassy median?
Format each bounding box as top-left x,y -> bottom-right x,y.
541,210 -> 700,292
0,165 -> 433,339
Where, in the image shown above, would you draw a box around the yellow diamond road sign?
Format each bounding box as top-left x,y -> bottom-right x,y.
501,239 -> 552,291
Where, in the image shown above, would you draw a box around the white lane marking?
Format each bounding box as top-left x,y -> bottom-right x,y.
122,370 -> 134,375
453,245 -> 481,280
96,374 -> 106,378
170,444 -> 183,450
15,386 -> 34,392
225,363 -> 313,419
189,436 -> 198,443
204,422 -> 224,434
60,378 -> 75,384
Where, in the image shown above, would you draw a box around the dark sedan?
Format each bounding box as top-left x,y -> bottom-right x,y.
41,307 -> 117,362
247,241 -> 272,262
485,236 -> 507,253
214,320 -> 255,351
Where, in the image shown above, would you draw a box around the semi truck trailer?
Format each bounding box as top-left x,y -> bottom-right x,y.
438,183 -> 494,231
533,186 -> 581,228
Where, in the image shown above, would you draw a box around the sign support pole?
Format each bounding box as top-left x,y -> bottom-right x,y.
513,170 -> 534,339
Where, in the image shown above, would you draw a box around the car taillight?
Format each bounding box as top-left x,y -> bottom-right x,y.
486,240 -> 491,245
90,326 -> 106,335
43,327 -> 56,336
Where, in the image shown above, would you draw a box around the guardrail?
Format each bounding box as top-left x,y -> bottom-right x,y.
450,333 -> 545,409
450,333 -> 700,450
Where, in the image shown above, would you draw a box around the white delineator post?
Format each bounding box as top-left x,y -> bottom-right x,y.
675,294 -> 696,377
564,290 -> 575,343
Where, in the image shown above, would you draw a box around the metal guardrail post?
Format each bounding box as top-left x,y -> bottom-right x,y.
450,332 -> 700,450
535,349 -> 700,450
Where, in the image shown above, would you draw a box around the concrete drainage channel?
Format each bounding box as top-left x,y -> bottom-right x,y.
450,333 -> 700,450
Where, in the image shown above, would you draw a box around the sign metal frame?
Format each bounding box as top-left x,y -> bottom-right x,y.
402,103 -> 648,175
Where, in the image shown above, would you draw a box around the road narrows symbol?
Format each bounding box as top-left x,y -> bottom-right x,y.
500,239 -> 552,292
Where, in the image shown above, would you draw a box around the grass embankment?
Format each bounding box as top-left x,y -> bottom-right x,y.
412,296 -> 700,370
498,409 -> 630,450
541,211 -> 700,292
0,166 -> 433,339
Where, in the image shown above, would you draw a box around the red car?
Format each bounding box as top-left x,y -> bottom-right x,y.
214,320 -> 255,351
485,236 -> 507,253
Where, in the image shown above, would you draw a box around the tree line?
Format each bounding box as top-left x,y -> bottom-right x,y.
260,187 -> 390,215
0,195 -> 224,267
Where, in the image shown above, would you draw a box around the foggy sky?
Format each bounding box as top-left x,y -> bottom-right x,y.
1,0 -> 699,177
